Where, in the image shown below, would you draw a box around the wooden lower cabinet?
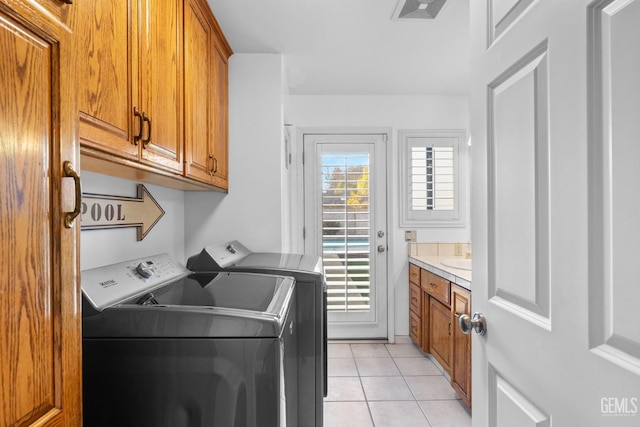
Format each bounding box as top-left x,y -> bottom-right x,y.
409,263 -> 471,407
429,297 -> 452,373
408,264 -> 423,347
409,309 -> 422,347
451,285 -> 472,406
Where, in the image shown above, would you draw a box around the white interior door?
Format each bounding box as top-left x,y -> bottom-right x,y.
303,133 -> 388,339
470,0 -> 640,425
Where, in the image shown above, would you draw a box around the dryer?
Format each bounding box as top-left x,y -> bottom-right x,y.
187,240 -> 326,427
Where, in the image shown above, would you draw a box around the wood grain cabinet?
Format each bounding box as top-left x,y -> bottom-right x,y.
408,264 -> 422,346
429,296 -> 452,373
409,263 -> 471,407
422,269 -> 452,373
74,0 -> 183,173
72,0 -> 231,191
184,0 -> 231,190
1,0 -> 81,424
451,284 -> 472,407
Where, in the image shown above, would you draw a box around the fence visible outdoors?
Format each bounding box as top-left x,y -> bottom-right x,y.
321,153 -> 371,312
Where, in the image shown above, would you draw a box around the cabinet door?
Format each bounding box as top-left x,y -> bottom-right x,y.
74,0 -> 139,160
451,286 -> 471,406
429,297 -> 452,373
139,0 -> 183,173
421,290 -> 430,353
0,2 -> 81,425
211,41 -> 229,189
184,0 -> 215,184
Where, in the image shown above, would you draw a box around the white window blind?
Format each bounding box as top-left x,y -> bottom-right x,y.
410,146 -> 455,211
321,153 -> 371,312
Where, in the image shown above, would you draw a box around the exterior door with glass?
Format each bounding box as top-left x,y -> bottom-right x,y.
303,133 -> 388,339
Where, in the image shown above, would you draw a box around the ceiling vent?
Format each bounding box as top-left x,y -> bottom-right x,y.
392,0 -> 447,20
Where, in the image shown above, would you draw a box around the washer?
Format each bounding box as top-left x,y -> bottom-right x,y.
187,240 -> 327,427
82,253 -> 297,427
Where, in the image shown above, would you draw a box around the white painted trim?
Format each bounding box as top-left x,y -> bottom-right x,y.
296,126 -> 394,340
398,128 -> 468,228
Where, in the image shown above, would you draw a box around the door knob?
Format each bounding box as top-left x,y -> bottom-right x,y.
459,312 -> 486,336
377,245 -> 386,253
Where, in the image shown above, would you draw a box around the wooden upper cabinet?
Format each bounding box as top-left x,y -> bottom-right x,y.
184,0 -> 213,184
74,0 -> 183,173
74,0 -> 138,160
138,0 -> 183,173
74,0 -> 231,190
211,41 -> 230,189
1,0 -> 81,425
184,0 -> 231,190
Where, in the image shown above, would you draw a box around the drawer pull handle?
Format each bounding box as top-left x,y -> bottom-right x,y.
141,112 -> 152,147
133,107 -> 143,145
63,161 -> 82,228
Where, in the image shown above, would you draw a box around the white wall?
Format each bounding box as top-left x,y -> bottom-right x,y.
184,54 -> 286,257
284,94 -> 470,336
80,171 -> 185,270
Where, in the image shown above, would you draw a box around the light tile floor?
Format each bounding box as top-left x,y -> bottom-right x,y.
324,336 -> 471,427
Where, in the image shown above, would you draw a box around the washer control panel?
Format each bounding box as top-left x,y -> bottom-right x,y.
82,253 -> 190,311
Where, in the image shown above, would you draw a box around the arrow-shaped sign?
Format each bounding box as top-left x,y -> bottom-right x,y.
81,184 -> 165,241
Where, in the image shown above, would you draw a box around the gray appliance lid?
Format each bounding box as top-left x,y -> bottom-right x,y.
151,272 -> 290,312
188,240 -> 323,279
83,272 -> 295,339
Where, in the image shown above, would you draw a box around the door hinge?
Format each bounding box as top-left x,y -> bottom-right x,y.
383,134 -> 388,143
303,227 -> 306,239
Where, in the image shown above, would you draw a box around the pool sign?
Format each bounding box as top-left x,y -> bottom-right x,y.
81,184 -> 165,241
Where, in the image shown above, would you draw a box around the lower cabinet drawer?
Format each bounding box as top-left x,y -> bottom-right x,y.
410,282 -> 421,314
409,309 -> 422,347
421,269 -> 451,305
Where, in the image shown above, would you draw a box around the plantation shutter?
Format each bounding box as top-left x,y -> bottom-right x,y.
321,153 -> 371,312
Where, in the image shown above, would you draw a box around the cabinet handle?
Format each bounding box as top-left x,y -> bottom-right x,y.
208,154 -> 214,176
212,157 -> 218,174
448,322 -> 452,336
63,161 -> 81,228
61,0 -> 73,4
142,113 -> 152,147
133,107 -> 143,145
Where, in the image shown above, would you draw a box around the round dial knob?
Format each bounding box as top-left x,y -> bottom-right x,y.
136,262 -> 155,278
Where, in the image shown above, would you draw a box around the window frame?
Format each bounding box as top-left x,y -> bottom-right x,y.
399,129 -> 467,228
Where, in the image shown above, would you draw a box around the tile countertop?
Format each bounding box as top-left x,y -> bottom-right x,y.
408,243 -> 472,291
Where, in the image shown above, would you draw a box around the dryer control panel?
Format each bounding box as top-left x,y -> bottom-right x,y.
82,253 -> 190,311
